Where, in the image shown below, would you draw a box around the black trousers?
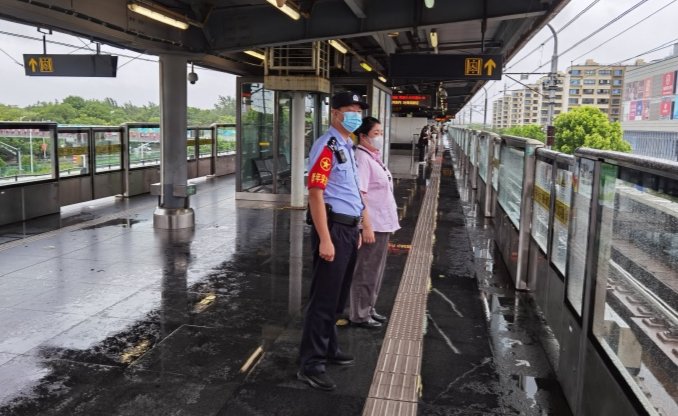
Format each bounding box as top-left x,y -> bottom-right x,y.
298,221 -> 359,375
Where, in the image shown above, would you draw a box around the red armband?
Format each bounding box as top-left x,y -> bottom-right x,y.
308,146 -> 333,189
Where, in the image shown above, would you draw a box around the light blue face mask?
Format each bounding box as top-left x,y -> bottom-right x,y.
341,111 -> 363,132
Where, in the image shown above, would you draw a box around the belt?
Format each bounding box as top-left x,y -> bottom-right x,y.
328,211 -> 361,226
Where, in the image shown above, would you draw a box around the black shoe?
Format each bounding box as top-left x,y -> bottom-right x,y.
297,370 -> 336,391
352,318 -> 382,329
327,351 -> 354,366
371,311 -> 387,323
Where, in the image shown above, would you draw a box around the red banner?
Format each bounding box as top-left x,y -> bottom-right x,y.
661,71 -> 675,96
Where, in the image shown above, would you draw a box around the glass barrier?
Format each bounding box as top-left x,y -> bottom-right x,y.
0,125 -> 55,185
551,165 -> 574,275
470,132 -> 478,166
592,163 -> 678,415
497,145 -> 524,228
186,129 -> 197,160
566,158 -> 595,316
531,159 -> 552,253
128,126 -> 160,168
197,129 -> 212,159
492,139 -> 500,191
478,134 -> 488,182
57,131 -> 90,177
216,125 -> 236,156
94,130 -> 122,172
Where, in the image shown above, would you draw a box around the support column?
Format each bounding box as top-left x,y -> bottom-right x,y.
290,92 -> 306,208
154,54 -> 195,229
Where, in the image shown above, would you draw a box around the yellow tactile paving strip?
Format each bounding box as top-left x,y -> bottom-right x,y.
363,157 -> 441,416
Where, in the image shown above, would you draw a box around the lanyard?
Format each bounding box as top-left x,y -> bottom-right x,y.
356,145 -> 392,184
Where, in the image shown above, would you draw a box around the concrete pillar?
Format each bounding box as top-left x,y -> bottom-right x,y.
290,92 -> 306,208
154,54 -> 195,229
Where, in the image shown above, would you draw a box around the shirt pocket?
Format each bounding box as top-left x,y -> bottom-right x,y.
334,161 -> 350,180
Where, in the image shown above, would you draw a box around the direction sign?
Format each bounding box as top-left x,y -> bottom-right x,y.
390,54 -> 503,81
23,54 -> 118,77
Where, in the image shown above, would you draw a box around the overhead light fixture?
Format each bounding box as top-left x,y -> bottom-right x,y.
266,0 -> 301,20
128,2 -> 190,30
429,29 -> 438,48
244,50 -> 266,60
328,39 -> 348,54
378,75 -> 387,83
425,0 -> 435,9
360,62 -> 373,72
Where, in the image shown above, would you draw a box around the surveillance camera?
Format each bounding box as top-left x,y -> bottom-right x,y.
188,71 -> 198,84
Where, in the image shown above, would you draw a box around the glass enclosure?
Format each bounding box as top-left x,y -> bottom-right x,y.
551,165 -> 574,275
94,130 -> 122,172
0,125 -> 55,185
128,126 -> 160,168
239,82 -> 274,191
531,159 -> 552,253
566,157 -> 595,316
497,145 -> 524,228
276,92 -> 292,194
591,163 -> 678,415
57,131 -> 90,177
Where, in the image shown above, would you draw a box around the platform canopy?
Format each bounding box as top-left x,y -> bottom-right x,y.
0,0 -> 569,115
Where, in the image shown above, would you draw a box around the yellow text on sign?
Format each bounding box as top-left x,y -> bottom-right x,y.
27,57 -> 55,73
464,58 -> 497,77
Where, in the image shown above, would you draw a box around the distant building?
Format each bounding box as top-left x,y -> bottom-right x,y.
562,59 -> 626,122
620,46 -> 678,161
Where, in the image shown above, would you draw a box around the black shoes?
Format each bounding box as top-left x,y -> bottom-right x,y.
327,351 -> 355,366
371,311 -> 387,323
297,370 -> 337,391
352,318 -> 382,329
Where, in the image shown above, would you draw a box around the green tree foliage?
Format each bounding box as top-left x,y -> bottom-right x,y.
553,106 -> 631,154
0,95 -> 236,126
501,124 -> 546,142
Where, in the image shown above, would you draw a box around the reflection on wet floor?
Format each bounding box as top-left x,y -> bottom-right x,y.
419,150 -> 571,415
0,174 -> 427,416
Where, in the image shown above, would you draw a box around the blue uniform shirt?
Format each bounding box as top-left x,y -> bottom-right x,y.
307,126 -> 364,217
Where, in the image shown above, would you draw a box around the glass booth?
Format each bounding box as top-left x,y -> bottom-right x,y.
235,77 -> 391,198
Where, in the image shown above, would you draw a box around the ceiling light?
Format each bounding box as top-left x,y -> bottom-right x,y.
244,50 -> 266,60
266,0 -> 301,20
387,32 -> 400,38
128,2 -> 189,30
378,76 -> 387,83
429,29 -> 438,48
424,0 -> 435,9
328,39 -> 348,54
360,62 -> 373,72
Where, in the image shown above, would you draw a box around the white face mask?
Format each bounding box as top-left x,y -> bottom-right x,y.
369,135 -> 384,151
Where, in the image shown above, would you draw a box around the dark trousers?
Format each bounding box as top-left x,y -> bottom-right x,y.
298,221 -> 359,375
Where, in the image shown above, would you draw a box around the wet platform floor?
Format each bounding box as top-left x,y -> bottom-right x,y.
0,149 -> 572,415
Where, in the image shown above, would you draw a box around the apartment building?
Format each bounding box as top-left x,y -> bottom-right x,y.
491,73 -> 564,129
563,59 -> 626,122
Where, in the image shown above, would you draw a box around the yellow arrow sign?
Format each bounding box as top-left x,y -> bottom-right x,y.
484,59 -> 496,76
27,58 -> 38,72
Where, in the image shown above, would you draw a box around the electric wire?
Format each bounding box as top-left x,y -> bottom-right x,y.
507,0 -> 601,70
0,46 -> 24,66
570,0 -> 678,63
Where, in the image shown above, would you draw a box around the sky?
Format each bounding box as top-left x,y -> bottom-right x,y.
464,0 -> 678,119
0,20 -> 237,109
1,0 -> 677,111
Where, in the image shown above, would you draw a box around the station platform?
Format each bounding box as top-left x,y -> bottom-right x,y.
0,143 -> 571,415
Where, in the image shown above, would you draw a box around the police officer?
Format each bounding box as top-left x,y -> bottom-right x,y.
297,91 -> 371,391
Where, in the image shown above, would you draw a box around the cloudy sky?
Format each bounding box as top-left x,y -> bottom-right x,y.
1,0 -> 677,110
467,0 -> 678,116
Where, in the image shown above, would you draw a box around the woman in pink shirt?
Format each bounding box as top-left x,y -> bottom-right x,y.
350,117 -> 401,329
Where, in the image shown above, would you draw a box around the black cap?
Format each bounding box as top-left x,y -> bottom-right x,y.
331,91 -> 369,110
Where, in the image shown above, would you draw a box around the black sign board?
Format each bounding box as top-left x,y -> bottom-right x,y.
390,54 -> 502,81
23,54 -> 118,77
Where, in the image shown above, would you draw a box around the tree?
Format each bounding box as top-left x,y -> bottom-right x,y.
553,106 -> 630,154
501,124 -> 546,142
